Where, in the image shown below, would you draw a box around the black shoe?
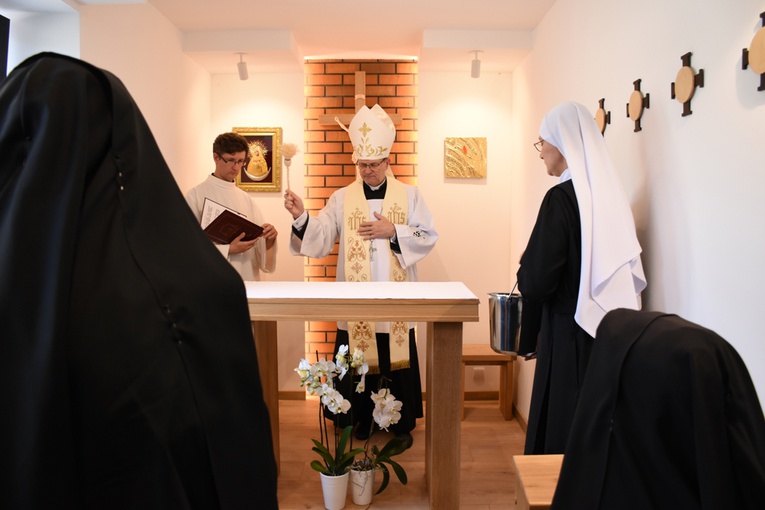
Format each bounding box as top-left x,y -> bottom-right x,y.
396,432 -> 413,449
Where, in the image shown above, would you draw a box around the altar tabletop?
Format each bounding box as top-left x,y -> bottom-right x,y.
245,281 -> 479,322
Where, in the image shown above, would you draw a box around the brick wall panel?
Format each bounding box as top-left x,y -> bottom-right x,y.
307,142 -> 344,153
380,74 -> 414,85
305,131 -> 326,142
306,97 -> 343,108
307,165 -> 344,176
303,59 -> 418,348
326,176 -> 355,188
359,62 -> 397,73
307,187 -> 336,199
325,62 -> 361,74
303,153 -> 327,165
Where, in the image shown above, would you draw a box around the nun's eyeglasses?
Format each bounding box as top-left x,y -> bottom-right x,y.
533,141 -> 544,152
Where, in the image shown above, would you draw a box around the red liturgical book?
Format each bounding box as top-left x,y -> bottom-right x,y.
203,208 -> 264,244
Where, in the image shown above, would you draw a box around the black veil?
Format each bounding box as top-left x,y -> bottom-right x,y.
0,53 -> 277,509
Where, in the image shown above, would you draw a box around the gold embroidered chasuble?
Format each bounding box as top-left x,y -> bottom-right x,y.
344,178 -> 410,372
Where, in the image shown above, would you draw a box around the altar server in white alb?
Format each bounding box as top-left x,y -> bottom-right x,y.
283,105 -> 438,447
186,132 -> 278,281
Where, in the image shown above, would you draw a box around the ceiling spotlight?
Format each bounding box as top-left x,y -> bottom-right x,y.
237,53 -> 249,81
470,50 -> 482,79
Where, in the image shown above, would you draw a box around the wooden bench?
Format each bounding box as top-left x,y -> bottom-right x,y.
461,343 -> 516,420
512,454 -> 564,510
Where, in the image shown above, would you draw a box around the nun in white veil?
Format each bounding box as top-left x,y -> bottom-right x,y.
518,101 -> 646,455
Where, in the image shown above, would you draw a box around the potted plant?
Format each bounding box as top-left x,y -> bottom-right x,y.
295,345 -> 368,509
349,386 -> 409,504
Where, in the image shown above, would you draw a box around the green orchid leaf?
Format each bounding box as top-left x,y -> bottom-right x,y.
336,447 -> 365,474
311,445 -> 335,469
387,458 -> 408,485
336,425 -> 353,456
377,437 -> 408,458
310,459 -> 331,475
376,463 -> 390,494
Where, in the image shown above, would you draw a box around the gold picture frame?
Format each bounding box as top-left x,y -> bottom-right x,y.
444,137 -> 487,179
233,127 -> 282,192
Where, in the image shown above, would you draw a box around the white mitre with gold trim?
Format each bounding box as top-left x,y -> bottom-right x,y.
347,104 -> 396,162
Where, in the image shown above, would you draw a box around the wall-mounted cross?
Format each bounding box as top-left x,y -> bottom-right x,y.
671,52 -> 704,117
318,71 -> 403,126
742,11 -> 765,91
626,79 -> 650,132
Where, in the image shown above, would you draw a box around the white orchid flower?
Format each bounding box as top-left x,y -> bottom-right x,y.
314,358 -> 338,382
350,348 -> 367,371
355,373 -> 366,393
321,386 -> 351,414
371,388 -> 403,430
335,345 -> 350,379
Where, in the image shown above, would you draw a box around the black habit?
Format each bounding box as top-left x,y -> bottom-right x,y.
518,179 -> 594,455
551,309 -> 765,510
0,53 -> 277,509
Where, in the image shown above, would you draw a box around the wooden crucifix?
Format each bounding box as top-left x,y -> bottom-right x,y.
318,71 -> 403,126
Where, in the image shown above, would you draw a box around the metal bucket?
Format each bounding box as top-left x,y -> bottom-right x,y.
488,292 -> 523,356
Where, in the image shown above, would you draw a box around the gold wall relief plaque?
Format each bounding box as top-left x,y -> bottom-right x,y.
444,137 -> 487,179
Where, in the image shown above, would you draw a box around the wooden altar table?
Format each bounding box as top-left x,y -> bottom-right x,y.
245,281 -> 479,510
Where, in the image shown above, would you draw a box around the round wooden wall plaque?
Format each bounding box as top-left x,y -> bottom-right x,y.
628,90 -> 644,121
750,25 -> 765,74
594,98 -> 610,134
673,66 -> 696,103
595,109 -> 607,132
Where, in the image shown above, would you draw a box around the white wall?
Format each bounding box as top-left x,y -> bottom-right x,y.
511,0 -> 765,411
208,72 -> 307,393
78,3 -> 211,193
4,10 -> 79,73
418,71 -> 514,393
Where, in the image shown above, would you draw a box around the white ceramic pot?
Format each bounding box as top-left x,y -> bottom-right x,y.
320,471 -> 349,510
349,468 -> 376,505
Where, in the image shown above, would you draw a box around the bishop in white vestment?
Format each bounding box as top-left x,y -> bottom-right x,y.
283,105 -> 438,446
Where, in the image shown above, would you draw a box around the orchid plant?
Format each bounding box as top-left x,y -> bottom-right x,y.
295,345 -> 408,493
351,384 -> 409,494
295,345 -> 367,476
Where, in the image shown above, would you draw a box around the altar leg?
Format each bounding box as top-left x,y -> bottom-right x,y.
252,320 -> 280,474
426,321 -> 463,509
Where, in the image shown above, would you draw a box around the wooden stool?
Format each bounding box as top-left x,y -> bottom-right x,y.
512,454 -> 564,510
461,343 -> 516,420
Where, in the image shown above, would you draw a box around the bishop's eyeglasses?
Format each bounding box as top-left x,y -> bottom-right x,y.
356,159 -> 387,171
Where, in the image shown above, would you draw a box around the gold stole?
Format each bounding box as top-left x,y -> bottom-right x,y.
344,179 -> 409,373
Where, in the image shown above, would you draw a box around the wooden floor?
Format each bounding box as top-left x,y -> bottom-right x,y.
276,396 -> 526,509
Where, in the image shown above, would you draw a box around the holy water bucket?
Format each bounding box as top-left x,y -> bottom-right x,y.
488,291 -> 522,355
488,287 -> 540,357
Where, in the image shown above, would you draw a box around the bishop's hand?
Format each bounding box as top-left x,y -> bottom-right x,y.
358,212 -> 395,240
283,189 -> 305,219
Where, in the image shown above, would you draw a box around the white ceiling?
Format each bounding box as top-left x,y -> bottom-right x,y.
3,0 -> 556,74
